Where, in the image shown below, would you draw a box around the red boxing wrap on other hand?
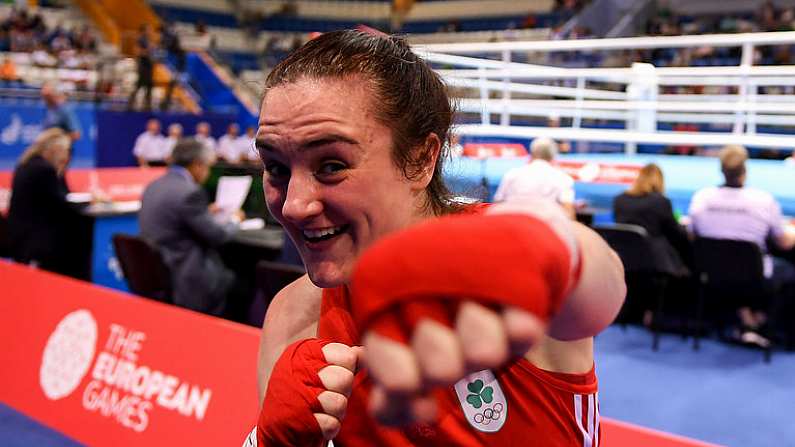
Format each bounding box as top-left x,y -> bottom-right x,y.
257,338 -> 330,447
350,213 -> 577,341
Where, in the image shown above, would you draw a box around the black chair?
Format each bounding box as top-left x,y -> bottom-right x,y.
248,260 -> 306,327
0,212 -> 9,258
594,223 -> 671,350
692,237 -> 772,362
112,234 -> 172,303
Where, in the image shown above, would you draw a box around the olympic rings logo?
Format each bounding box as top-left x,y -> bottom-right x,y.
472,402 -> 503,426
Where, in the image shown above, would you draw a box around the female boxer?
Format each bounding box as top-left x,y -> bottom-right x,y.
248,30 -> 625,447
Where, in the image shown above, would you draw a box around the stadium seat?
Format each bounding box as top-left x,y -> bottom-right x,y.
691,238 -> 772,362
112,234 -> 173,304
594,223 -> 670,350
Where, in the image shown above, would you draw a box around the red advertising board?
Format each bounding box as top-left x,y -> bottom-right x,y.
462,143 -> 529,158
0,261 -> 719,447
0,167 -> 165,213
554,160 -> 642,184
0,261 -> 259,446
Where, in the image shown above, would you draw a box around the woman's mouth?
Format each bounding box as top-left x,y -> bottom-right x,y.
301,225 -> 350,244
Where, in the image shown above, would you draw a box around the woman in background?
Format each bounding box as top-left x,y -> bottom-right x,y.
613,163 -> 691,277
7,128 -> 90,279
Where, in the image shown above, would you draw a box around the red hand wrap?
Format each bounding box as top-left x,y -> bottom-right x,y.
350,213 -> 575,341
257,338 -> 330,447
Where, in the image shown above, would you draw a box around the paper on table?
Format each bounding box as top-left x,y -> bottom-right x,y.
216,176 -> 252,214
239,218 -> 265,231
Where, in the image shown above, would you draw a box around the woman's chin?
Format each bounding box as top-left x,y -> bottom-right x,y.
306,266 -> 350,289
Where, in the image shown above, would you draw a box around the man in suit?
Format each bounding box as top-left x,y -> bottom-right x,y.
139,138 -> 238,316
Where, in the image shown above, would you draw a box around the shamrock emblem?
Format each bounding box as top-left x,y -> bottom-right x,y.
465,379 -> 494,409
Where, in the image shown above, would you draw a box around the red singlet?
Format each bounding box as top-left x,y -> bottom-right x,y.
320,286 -> 601,447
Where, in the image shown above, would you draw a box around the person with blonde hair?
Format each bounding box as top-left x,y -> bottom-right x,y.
7,128 -> 88,278
613,163 -> 690,277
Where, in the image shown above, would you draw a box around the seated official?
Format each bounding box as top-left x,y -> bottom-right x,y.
689,145 -> 795,346
139,138 -> 239,317
133,118 -> 167,166
217,123 -> 245,164
163,123 -> 183,162
7,128 -> 89,279
493,137 -> 576,218
613,163 -> 691,277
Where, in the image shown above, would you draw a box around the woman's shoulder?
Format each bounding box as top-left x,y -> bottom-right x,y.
264,275 -> 321,339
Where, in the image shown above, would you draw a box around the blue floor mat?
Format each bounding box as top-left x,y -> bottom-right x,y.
0,403 -> 83,447
596,325 -> 795,447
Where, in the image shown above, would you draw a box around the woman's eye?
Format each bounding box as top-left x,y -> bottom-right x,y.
317,161 -> 347,176
264,162 -> 289,180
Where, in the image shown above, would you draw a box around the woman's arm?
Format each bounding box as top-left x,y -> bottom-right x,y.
547,222 -> 626,341
257,275 -> 321,403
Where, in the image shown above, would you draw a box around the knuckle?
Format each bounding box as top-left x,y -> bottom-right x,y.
318,365 -> 355,394
327,392 -> 348,416
314,413 -> 341,439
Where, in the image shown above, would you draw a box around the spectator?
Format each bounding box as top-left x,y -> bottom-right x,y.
217,123 -> 244,163
493,137 -> 576,218
163,123 -> 183,161
785,150 -> 795,167
159,23 -> 186,111
41,82 -> 81,141
128,25 -> 154,111
194,121 -> 217,153
31,42 -> 56,67
0,57 -> 18,84
241,126 -> 258,163
689,145 -> 795,346
132,118 -> 166,167
613,163 -> 691,277
7,128 -> 88,279
138,138 -> 239,317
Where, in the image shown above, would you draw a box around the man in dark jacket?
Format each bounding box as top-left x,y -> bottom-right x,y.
139,138 -> 237,316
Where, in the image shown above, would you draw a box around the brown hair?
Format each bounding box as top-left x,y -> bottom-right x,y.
719,144 -> 748,185
627,163 -> 664,196
263,30 -> 462,215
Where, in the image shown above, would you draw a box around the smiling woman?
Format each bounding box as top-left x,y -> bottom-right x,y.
250,30 -> 625,447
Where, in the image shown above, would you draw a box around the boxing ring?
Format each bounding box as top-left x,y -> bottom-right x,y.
420,31 -> 795,219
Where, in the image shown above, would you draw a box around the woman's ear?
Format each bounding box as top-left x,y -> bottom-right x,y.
412,133 -> 441,190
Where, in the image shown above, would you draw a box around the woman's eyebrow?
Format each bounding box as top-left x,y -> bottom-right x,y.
255,134 -> 361,154
303,135 -> 359,150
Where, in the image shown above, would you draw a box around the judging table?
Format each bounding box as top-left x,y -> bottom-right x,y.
0,167 -> 284,292
444,153 -> 795,220
82,200 -> 284,292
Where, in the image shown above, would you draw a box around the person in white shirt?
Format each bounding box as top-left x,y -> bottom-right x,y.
239,126 -> 259,163
163,123 -> 183,162
194,121 -> 217,154
689,145 -> 795,346
785,150 -> 795,167
493,137 -> 576,218
217,123 -> 243,163
133,118 -> 166,166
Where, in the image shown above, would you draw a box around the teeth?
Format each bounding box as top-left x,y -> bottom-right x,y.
303,226 -> 344,239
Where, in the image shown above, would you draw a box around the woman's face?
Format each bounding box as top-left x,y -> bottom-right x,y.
257,77 -> 433,287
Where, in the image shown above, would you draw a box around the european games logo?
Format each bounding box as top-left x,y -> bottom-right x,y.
40,310 -> 98,400
39,309 -> 213,433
